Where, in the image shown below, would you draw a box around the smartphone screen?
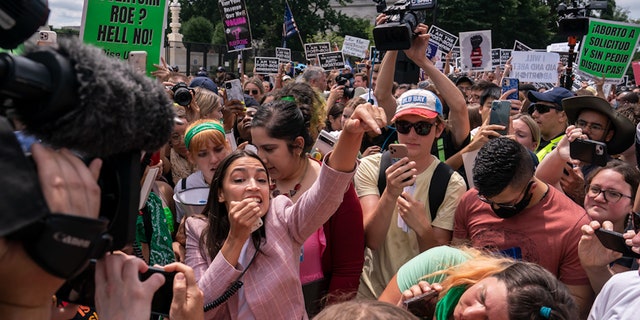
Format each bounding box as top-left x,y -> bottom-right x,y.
569,138 -> 608,167
501,77 -> 519,100
594,229 -> 640,258
489,100 -> 511,135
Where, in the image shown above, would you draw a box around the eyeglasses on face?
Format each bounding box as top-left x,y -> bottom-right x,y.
244,89 -> 259,95
585,184 -> 632,203
528,103 -> 560,114
575,119 -> 605,132
395,120 -> 435,136
478,181 -> 533,209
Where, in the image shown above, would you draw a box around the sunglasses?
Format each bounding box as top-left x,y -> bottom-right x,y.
244,89 -> 259,95
528,103 -> 561,114
395,120 -> 435,136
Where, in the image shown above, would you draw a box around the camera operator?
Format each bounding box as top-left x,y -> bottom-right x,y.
0,143 -> 102,319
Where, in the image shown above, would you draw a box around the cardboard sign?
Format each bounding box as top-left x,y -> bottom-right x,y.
577,18 -> 640,82
511,51 -> 560,83
276,47 -> 291,62
459,30 -> 492,71
342,35 -> 370,58
492,49 -> 501,67
254,57 -> 280,74
318,51 -> 345,69
80,0 -> 168,75
304,42 -> 331,60
513,40 -> 533,51
428,25 -> 458,53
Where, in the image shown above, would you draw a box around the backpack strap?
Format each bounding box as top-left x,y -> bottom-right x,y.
377,151 -> 392,195
180,175 -> 187,190
428,162 -> 455,222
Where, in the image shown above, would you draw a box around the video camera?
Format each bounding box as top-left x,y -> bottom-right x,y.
372,0 -> 436,51
557,0 -> 607,38
335,75 -> 355,99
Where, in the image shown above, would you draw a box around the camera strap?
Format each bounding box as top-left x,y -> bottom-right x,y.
23,214 -> 112,279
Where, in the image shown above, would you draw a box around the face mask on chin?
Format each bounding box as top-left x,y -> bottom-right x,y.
490,182 -> 534,219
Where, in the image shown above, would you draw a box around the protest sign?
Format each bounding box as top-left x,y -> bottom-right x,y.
513,40 -> 533,51
459,30 -> 492,71
80,0 -> 167,74
500,49 -> 512,66
577,18 -> 640,82
318,51 -> 345,70
492,49 -> 501,67
511,51 -> 560,83
254,57 -> 280,74
218,0 -> 252,52
428,25 -> 458,53
426,40 -> 439,60
305,42 -> 331,60
342,35 -> 370,58
633,61 -> 640,86
276,47 -> 291,62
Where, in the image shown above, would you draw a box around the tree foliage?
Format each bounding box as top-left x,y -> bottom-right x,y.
176,0 -> 637,53
181,16 -> 214,43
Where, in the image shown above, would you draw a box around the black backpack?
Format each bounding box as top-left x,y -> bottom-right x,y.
376,151 -> 454,222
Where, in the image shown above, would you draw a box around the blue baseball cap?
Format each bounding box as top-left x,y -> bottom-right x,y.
189,76 -> 218,94
527,87 -> 574,111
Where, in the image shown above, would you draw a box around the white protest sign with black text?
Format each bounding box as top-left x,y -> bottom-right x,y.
428,25 -> 458,53
511,51 -> 560,83
342,35 -> 370,58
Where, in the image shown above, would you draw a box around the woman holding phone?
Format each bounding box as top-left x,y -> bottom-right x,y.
578,160 -> 640,293
184,100 -> 382,319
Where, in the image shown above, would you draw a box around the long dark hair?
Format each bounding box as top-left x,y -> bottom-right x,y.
252,99 -> 314,155
199,150 -> 268,260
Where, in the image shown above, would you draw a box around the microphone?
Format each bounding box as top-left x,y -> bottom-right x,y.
0,37 -> 174,157
0,38 -> 175,252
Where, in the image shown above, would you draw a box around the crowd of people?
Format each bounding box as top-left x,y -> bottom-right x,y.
3,17 -> 640,320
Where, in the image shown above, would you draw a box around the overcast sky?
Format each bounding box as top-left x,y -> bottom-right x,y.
47,0 -> 640,29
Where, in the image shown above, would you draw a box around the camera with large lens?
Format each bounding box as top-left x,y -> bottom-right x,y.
335,75 -> 355,99
557,0 -> 607,38
171,82 -> 193,106
372,0 -> 436,51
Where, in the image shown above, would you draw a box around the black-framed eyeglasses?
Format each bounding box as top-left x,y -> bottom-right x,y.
575,119 -> 606,132
395,120 -> 435,136
478,181 -> 533,209
528,103 -> 561,115
244,89 -> 259,95
585,184 -> 632,203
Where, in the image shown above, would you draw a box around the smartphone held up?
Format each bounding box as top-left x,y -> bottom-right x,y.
489,100 -> 511,136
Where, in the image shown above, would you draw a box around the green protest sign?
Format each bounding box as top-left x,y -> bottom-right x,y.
578,18 -> 640,81
80,0 -> 168,76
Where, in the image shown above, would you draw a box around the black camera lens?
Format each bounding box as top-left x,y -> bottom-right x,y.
172,82 -> 192,106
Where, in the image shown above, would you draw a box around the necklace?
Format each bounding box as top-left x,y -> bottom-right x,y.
270,159 -> 308,198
